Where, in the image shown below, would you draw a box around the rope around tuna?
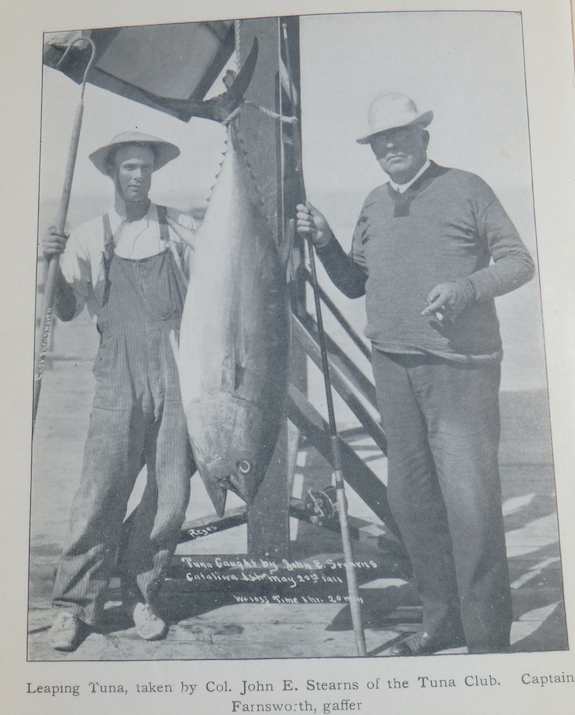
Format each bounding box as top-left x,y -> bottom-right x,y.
225,20 -> 297,127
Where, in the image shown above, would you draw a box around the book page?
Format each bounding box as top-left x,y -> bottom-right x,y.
1,1 -> 574,713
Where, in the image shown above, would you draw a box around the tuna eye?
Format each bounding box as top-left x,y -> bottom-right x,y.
238,460 -> 251,474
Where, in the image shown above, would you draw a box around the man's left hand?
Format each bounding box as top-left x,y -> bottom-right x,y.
422,282 -> 471,322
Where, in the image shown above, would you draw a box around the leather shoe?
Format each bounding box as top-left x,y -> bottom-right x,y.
389,630 -> 465,657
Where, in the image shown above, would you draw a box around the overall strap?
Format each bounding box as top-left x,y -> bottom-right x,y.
156,205 -> 190,291
102,213 -> 115,307
156,205 -> 170,244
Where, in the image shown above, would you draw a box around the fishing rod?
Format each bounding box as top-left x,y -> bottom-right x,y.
281,22 -> 367,658
32,38 -> 97,434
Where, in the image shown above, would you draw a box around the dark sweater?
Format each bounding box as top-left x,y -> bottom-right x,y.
316,162 -> 535,361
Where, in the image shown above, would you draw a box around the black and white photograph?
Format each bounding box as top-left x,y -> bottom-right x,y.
3,0 -> 575,712
27,9 -> 568,663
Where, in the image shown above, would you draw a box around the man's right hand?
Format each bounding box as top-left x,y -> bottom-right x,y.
42,226 -> 69,259
296,202 -> 333,248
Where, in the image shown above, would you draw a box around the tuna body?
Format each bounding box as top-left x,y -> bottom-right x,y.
178,141 -> 291,516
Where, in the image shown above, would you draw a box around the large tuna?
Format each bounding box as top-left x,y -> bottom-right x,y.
177,136 -> 291,517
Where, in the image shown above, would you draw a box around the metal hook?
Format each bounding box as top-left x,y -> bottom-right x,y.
55,36 -> 97,97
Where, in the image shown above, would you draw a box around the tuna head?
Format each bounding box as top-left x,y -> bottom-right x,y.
188,395 -> 282,517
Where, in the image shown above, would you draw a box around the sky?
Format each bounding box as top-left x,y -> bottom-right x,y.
39,58 -> 233,217
41,12 -> 533,227
299,12 -> 534,244
38,11 -> 546,390
296,12 -> 544,392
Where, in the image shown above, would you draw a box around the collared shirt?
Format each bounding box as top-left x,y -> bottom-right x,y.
388,159 -> 431,193
111,203 -> 172,260
60,202 -> 196,319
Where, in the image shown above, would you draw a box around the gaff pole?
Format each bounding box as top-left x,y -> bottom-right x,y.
32,38 -> 97,434
281,22 -> 367,658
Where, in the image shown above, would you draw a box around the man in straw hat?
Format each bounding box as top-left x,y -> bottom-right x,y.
297,93 -> 535,655
43,132 -> 197,650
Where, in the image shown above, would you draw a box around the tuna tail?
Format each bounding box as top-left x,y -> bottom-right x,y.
138,38 -> 259,123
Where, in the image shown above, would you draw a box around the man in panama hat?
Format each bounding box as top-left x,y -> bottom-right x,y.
44,132 -> 197,651
297,93 -> 535,656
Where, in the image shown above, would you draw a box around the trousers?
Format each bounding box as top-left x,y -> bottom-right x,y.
371,349 -> 512,653
52,248 -> 191,626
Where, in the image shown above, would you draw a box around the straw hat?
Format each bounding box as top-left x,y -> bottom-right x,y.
89,131 -> 180,175
356,94 -> 433,144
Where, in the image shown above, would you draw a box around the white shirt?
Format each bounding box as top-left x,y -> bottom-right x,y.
60,202 -> 196,318
388,159 -> 431,193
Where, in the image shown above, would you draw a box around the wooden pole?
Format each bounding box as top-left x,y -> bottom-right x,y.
32,38 -> 96,433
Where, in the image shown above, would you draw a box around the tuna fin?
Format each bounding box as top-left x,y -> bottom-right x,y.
204,478 -> 228,518
165,214 -> 196,250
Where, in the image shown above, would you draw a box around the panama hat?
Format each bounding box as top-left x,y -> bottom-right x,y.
356,94 -> 433,144
89,131 -> 181,175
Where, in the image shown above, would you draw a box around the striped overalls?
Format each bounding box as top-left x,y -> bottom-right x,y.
52,209 -> 193,626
